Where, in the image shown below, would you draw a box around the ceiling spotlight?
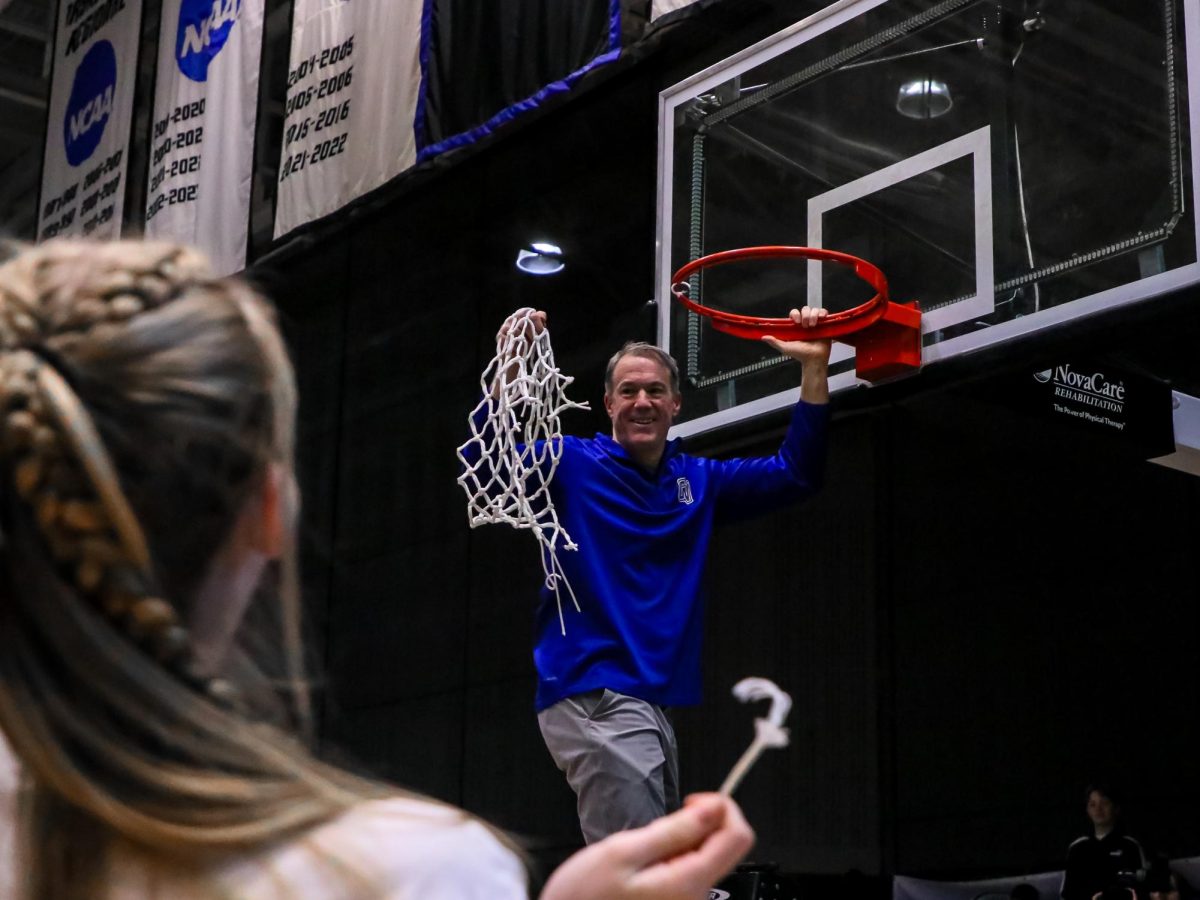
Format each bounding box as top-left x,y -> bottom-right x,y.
516,241 -> 564,275
896,79 -> 953,119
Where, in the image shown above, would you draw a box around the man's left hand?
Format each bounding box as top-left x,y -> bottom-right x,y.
761,307 -> 832,367
762,307 -> 831,404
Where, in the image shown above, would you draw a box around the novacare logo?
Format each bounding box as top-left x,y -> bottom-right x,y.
176,0 -> 241,82
1050,364 -> 1125,401
64,40 -> 117,167
1041,363 -> 1126,416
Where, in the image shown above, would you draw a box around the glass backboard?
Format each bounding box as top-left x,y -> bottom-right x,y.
657,0 -> 1200,435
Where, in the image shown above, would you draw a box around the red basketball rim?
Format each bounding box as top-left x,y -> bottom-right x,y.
670,246 -> 891,342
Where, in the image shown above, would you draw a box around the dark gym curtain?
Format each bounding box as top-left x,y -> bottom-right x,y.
416,0 -> 622,160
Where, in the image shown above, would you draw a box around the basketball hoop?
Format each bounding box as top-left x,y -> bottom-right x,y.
671,246 -> 922,382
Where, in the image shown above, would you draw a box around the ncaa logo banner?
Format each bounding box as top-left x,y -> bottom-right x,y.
144,0 -> 263,275
273,0 -> 422,238
175,0 -> 241,82
38,0 -> 144,242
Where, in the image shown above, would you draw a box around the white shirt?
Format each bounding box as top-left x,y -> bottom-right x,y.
0,734 -> 528,898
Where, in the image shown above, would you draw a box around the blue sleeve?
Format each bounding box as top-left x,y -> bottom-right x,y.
712,399 -> 829,522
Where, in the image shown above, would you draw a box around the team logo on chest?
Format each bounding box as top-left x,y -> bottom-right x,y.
676,476 -> 694,505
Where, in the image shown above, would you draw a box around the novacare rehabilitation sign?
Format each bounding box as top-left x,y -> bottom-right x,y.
39,0 -> 144,242
1022,360 -> 1175,458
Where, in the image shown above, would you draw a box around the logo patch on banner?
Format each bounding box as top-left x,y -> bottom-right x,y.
64,40 -> 117,167
176,0 -> 241,82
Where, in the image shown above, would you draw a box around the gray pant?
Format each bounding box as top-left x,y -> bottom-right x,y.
538,688 -> 680,844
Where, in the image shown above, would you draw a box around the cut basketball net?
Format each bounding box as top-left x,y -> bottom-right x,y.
457,308 -> 589,634
719,677 -> 793,796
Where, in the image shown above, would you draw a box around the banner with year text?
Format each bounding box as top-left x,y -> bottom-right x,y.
273,0 -> 422,239
38,0 -> 144,242
144,0 -> 264,275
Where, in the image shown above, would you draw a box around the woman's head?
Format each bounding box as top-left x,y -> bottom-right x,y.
0,239 -> 294,686
0,240 -> 365,896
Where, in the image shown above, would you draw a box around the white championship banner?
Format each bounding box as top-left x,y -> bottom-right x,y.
38,0 -> 144,242
273,0 -> 422,239
144,0 -> 264,275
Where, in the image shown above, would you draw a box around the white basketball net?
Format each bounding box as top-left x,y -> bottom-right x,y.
456,309 -> 590,633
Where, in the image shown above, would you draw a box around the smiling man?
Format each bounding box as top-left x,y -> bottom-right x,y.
483,307 -> 832,845
603,350 -> 681,470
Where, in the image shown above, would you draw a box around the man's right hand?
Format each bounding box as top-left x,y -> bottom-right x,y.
497,308 -> 547,346
493,309 -> 548,397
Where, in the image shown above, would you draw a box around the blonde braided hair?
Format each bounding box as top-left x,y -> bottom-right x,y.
0,241 -> 391,899
0,242 -> 252,700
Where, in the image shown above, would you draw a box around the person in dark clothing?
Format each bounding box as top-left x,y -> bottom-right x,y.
1061,784 -> 1147,900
